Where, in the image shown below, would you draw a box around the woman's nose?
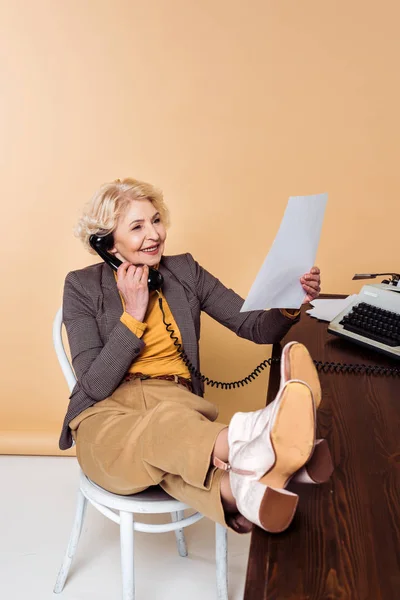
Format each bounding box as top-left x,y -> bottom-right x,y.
146,223 -> 160,240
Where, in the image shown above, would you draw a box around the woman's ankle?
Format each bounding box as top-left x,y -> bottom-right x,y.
212,427 -> 229,463
220,471 -> 237,512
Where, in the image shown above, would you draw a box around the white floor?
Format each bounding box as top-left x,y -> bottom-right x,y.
0,456 -> 250,600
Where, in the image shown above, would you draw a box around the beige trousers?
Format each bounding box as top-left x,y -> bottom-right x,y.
69,378 -> 228,527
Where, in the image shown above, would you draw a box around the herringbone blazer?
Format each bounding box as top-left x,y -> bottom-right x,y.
59,253 -> 298,449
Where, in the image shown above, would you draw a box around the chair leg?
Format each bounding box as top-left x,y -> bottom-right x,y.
53,489 -> 88,593
120,511 -> 135,600
215,523 -> 228,600
171,510 -> 188,557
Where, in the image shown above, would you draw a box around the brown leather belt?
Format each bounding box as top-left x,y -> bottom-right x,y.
124,372 -> 193,392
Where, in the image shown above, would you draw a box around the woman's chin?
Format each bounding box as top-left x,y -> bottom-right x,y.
143,254 -> 162,267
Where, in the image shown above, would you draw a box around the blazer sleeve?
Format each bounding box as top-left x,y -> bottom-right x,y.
186,254 -> 299,344
62,271 -> 145,401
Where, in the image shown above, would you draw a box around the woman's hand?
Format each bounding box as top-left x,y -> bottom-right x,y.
117,262 -> 150,322
300,266 -> 321,304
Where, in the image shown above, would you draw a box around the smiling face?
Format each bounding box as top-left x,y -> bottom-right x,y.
110,198 -> 167,266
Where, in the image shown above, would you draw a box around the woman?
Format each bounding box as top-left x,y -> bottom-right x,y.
61,177 -> 324,534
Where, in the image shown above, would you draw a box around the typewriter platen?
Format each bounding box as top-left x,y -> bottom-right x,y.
327,273 -> 400,360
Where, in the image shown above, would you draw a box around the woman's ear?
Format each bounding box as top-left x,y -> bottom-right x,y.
110,245 -> 125,263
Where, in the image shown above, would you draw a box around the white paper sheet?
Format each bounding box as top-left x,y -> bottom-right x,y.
306,295 -> 357,322
240,193 -> 328,311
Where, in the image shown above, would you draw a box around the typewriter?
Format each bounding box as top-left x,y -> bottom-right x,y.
327,273 -> 400,360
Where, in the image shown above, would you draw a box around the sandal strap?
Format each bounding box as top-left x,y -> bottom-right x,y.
213,457 -> 255,476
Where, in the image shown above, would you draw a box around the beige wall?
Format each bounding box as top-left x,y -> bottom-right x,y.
1,1 -> 399,455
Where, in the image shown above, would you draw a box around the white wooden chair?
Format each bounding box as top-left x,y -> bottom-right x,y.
52,307 -> 228,600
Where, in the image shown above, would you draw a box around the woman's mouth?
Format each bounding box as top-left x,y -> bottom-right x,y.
141,245 -> 159,256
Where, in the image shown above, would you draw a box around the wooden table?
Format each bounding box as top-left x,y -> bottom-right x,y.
244,297 -> 400,600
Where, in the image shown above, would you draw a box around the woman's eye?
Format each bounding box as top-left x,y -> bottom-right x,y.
131,218 -> 160,231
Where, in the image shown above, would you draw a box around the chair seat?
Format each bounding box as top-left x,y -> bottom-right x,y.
79,470 -> 190,514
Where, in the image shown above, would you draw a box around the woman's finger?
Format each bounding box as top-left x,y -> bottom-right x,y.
131,266 -> 143,283
305,283 -> 320,293
124,265 -> 136,283
302,273 -> 320,283
303,283 -> 320,297
117,261 -> 133,281
117,261 -> 131,274
302,279 -> 319,291
140,265 -> 149,285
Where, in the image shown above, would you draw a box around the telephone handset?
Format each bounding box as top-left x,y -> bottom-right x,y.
89,234 -> 164,292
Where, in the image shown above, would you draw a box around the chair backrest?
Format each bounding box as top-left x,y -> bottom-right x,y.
53,307 -> 77,393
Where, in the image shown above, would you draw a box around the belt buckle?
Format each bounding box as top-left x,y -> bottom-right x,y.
173,375 -> 179,384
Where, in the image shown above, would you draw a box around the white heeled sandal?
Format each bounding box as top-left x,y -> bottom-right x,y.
214,379 -> 316,533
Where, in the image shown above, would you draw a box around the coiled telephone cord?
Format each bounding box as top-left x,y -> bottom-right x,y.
158,297 -> 400,389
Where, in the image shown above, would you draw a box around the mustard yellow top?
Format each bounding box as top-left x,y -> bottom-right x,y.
115,276 -> 191,379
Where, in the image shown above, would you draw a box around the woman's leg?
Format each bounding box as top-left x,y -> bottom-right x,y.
70,382 -> 249,532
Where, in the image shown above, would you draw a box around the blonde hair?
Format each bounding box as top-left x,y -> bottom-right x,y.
75,177 -> 171,254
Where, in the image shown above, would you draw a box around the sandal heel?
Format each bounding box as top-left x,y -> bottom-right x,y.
291,439 -> 334,484
259,487 -> 299,533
